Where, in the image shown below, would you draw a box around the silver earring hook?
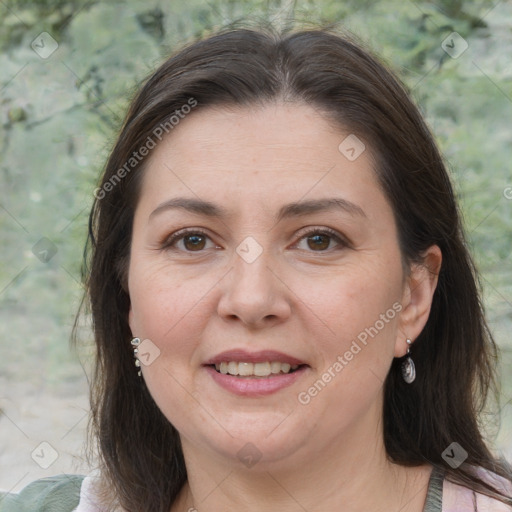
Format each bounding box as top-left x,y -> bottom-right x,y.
131,337 -> 142,377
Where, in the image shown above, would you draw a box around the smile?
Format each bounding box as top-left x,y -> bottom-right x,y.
205,365 -> 309,396
214,361 -> 301,377
204,349 -> 309,395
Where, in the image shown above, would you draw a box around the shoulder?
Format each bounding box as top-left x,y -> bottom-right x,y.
443,467 -> 512,512
0,474 -> 84,512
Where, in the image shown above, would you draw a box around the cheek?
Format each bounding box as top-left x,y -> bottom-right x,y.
300,261 -> 402,343
294,271 -> 401,429
296,268 -> 403,414
128,266 -> 207,421
128,259 -> 200,349
128,258 -> 229,389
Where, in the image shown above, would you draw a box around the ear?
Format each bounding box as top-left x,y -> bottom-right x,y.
395,245 -> 442,357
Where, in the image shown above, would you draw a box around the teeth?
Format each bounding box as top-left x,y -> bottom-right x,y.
254,362 -> 271,377
270,361 -> 281,374
238,362 -> 253,376
214,361 -> 300,377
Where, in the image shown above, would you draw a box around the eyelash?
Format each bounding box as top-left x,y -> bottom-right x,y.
161,227 -> 349,253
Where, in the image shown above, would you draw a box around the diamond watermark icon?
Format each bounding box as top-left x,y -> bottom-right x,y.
31,32 -> 59,59
338,134 -> 366,161
441,32 -> 468,59
137,339 -> 161,366
442,441 -> 468,469
32,237 -> 58,263
236,236 -> 263,264
31,441 -> 59,469
237,442 -> 262,468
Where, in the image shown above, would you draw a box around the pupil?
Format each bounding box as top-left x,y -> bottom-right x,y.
308,234 -> 329,250
185,235 -> 205,250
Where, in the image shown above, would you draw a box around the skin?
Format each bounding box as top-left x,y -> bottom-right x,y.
127,102 -> 442,512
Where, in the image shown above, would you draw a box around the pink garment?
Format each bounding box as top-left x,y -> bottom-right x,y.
74,476 -> 104,512
443,467 -> 512,511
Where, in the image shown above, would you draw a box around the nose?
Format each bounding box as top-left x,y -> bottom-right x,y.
216,246 -> 292,329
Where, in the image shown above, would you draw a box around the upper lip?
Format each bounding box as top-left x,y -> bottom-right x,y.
204,349 -> 307,366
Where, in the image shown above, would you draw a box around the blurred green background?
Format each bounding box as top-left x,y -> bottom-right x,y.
0,0 -> 511,492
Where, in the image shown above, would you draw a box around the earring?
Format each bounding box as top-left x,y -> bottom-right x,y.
401,338 -> 416,384
130,337 -> 142,377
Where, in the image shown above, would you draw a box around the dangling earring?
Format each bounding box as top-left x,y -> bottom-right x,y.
130,337 -> 142,377
401,338 -> 416,384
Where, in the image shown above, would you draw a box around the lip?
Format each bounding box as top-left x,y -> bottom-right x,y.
203,349 -> 309,397
203,349 -> 306,366
205,365 -> 309,396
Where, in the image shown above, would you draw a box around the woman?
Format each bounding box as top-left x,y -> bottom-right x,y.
1,26 -> 511,512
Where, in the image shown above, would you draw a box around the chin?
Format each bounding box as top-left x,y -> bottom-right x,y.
186,414 -> 313,468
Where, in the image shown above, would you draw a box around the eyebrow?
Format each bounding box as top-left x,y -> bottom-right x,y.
149,197 -> 366,222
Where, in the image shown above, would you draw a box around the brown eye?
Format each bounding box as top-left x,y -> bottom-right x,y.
294,228 -> 348,252
183,234 -> 207,251
306,233 -> 331,251
161,229 -> 216,252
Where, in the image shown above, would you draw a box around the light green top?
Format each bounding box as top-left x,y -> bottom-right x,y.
0,475 -> 84,512
424,466 -> 444,512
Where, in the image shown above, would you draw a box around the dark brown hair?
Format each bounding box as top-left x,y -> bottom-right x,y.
76,25 -> 512,511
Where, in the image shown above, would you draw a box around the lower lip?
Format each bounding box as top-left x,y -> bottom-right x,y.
204,365 -> 308,396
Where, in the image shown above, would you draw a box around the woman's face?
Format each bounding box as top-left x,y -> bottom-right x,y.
128,102 -> 420,468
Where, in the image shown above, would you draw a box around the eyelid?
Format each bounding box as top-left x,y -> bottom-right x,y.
160,226 -> 351,252
159,227 -> 217,251
291,226 -> 351,250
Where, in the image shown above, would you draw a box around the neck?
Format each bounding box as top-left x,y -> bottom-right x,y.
172,405 -> 432,512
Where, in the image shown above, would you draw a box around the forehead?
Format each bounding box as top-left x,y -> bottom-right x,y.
137,102 -> 384,219
151,102 -> 366,164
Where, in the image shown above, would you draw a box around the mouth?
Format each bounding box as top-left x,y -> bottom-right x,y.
203,349 -> 309,395
210,361 -> 306,378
